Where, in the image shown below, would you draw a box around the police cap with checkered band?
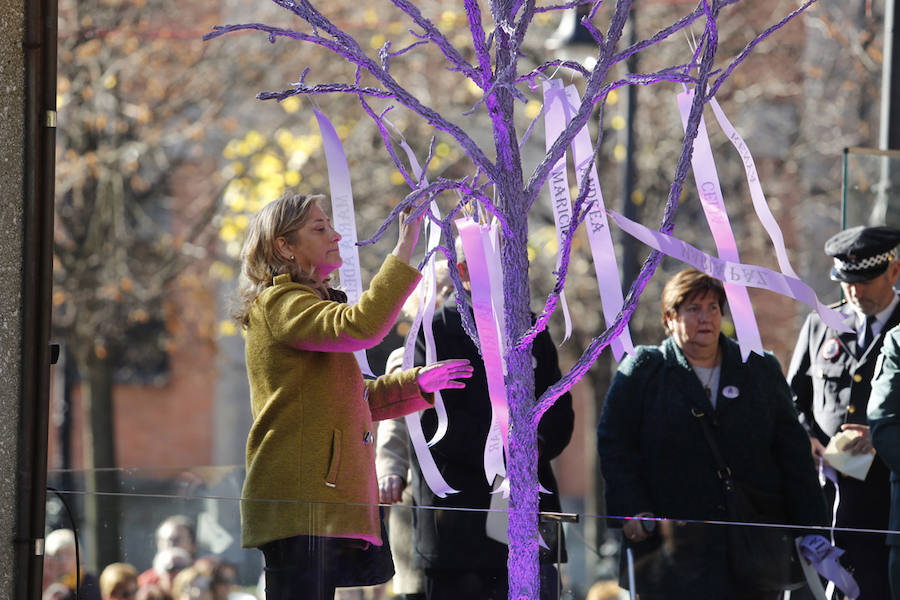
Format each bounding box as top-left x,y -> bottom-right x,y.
825,225 -> 900,283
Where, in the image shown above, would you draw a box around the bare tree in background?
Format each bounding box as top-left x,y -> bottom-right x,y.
53,0 -> 254,568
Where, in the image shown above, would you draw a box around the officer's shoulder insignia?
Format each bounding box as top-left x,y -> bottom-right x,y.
827,298 -> 848,310
821,337 -> 841,360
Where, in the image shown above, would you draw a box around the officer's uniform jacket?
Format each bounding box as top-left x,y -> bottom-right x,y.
787,298 -> 897,597
787,299 -> 900,443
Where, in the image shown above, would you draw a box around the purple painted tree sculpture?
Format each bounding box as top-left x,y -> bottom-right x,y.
207,1 -> 817,597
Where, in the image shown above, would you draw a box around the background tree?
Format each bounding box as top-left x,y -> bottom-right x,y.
53,0 -> 260,568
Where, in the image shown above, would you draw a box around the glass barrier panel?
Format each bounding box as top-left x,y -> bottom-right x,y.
842,147 -> 900,229
43,467 -> 893,600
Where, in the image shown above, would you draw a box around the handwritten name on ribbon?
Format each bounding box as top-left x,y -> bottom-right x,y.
607,209 -> 850,333
565,84 -> 634,360
541,80 -> 574,343
313,109 -> 373,375
677,90 -> 762,360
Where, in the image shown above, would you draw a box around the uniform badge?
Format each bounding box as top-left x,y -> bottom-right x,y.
821,337 -> 840,360
722,385 -> 739,399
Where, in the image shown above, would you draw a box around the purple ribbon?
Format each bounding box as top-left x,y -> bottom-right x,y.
677,90 -> 762,361
708,98 -> 801,280
384,127 -> 457,498
799,535 -> 860,599
456,217 -> 509,483
541,80 -> 574,343
563,84 -> 634,360
607,208 -> 850,332
313,109 -> 374,375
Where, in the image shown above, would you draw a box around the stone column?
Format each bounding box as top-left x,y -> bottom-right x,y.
1,0 -> 57,598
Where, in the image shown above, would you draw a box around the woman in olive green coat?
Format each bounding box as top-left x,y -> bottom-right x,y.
234,194 -> 472,600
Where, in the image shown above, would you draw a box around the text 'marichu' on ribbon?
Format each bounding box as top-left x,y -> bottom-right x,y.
607,209 -> 850,333
541,79 -> 634,360
677,90 -> 762,360
313,109 -> 374,376
541,80 -> 575,343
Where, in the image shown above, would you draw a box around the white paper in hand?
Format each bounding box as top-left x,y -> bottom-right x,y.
822,429 -> 875,481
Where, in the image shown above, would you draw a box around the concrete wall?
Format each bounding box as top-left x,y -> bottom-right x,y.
0,0 -> 28,598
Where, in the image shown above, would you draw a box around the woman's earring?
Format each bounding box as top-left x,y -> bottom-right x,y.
290,255 -> 295,261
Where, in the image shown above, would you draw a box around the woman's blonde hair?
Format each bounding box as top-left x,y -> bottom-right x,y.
232,193 -> 329,327
171,566 -> 211,600
99,562 -> 138,599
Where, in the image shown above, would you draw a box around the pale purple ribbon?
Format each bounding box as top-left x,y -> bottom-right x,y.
819,460 -> 841,544
484,220 -> 510,481
386,127 -> 449,447
607,208 -> 850,332
708,98 -> 801,280
456,217 -> 509,483
677,90 -> 763,360
799,534 -> 860,599
382,126 -> 457,497
313,109 -> 373,375
564,84 -> 634,360
541,79 -> 574,343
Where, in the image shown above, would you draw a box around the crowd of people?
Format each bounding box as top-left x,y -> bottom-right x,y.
42,516 -> 257,600
47,189 -> 900,600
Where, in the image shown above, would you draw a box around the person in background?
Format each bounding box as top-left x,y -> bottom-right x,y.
598,268 -> 826,599
147,547 -> 192,600
42,528 -> 102,600
233,193 -> 473,600
210,560 -> 256,600
172,566 -> 212,600
138,516 -> 197,590
135,585 -> 167,600
867,324 -> 900,599
407,242 -> 574,600
788,225 -> 900,598
99,563 -> 139,600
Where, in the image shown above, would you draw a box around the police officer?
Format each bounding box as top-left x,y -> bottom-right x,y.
787,225 -> 900,598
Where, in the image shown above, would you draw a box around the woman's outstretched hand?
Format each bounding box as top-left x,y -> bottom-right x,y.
416,359 -> 474,393
392,205 -> 424,264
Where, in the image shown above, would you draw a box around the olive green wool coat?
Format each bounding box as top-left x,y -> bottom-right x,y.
241,254 -> 433,548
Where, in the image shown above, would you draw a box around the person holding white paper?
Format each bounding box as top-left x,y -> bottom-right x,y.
788,225 -> 900,599
598,268 -> 826,599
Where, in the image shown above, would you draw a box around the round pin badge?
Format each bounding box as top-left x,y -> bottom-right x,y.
722,385 -> 739,399
821,337 -> 840,360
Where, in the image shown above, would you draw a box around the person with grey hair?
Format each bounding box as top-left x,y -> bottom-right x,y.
788,224 -> 900,599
